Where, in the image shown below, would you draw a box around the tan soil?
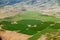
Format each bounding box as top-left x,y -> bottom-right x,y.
0,6 -> 22,19
38,35 -> 47,40
0,30 -> 31,40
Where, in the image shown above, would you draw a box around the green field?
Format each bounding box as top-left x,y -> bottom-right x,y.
0,11 -> 60,40
2,11 -> 60,22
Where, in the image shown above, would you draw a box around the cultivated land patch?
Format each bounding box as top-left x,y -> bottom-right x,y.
0,19 -> 60,40
0,30 -> 31,40
3,11 -> 60,22
0,11 -> 60,40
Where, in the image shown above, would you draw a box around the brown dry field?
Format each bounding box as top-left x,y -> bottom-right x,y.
38,35 -> 46,40
0,30 -> 32,40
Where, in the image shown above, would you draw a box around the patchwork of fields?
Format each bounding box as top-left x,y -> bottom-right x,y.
0,11 -> 60,40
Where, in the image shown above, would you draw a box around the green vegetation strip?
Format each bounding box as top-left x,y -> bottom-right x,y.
28,28 -> 59,40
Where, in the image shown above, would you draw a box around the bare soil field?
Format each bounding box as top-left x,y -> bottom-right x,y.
0,30 -> 31,40
38,35 -> 46,40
